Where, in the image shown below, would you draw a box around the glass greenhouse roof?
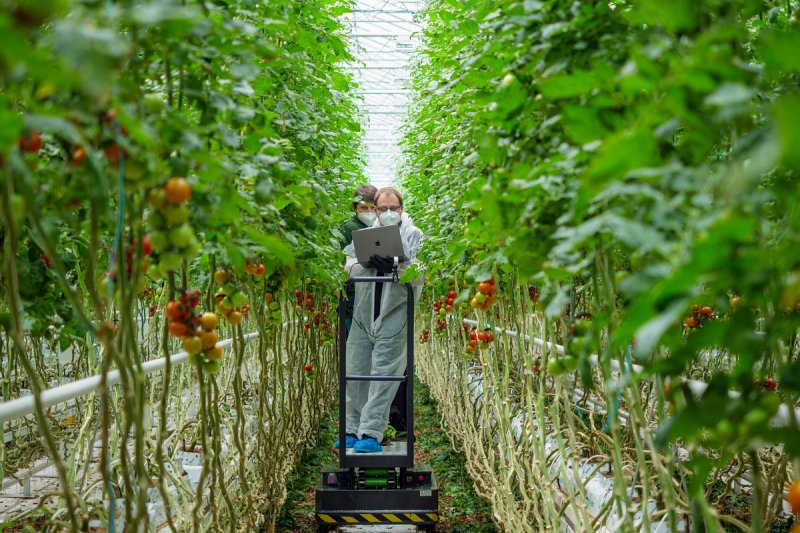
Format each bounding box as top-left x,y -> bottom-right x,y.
344,0 -> 423,189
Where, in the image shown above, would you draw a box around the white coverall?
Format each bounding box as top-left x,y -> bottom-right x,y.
342,213 -> 424,440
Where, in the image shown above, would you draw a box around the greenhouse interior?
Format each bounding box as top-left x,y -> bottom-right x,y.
1,0 -> 800,532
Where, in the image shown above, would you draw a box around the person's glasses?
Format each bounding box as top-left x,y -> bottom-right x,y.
375,206 -> 401,214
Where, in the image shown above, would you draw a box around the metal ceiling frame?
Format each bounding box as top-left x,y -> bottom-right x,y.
345,0 -> 422,188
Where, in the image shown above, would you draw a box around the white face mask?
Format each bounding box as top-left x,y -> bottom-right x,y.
357,211 -> 376,226
378,210 -> 401,226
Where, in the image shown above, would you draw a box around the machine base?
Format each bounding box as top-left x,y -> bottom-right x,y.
316,464 -> 438,531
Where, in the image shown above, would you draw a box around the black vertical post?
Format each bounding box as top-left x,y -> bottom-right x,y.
338,292 -> 347,467
405,283 -> 414,467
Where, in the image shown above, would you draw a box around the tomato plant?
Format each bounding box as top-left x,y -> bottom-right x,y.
406,0 -> 800,531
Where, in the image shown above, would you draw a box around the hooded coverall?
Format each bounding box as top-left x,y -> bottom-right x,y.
342,214 -> 423,441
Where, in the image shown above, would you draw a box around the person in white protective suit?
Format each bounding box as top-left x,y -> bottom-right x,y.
338,187 -> 424,453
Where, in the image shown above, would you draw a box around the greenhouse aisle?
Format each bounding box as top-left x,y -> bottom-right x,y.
2,0 -> 800,532
274,379 -> 497,532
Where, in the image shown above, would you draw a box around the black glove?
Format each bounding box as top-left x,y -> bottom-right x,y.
370,254 -> 395,274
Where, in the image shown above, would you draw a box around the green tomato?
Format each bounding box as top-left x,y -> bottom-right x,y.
146,209 -> 165,230
149,231 -> 169,253
573,319 -> 591,336
144,93 -> 165,112
182,236 -> 201,259
268,301 -> 280,311
168,224 -> 194,248
567,338 -> 584,356
562,356 -> 579,372
124,160 -> 146,182
163,205 -> 189,227
475,292 -> 487,303
159,251 -> 182,272
221,284 -> 236,296
202,359 -> 221,374
232,292 -> 248,308
149,263 -> 164,280
547,359 -> 566,376
714,419 -> 734,441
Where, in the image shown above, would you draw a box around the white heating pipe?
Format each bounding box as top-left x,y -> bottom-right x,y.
0,332 -> 260,425
461,318 -> 800,428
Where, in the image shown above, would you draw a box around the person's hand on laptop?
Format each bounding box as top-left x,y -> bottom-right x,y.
370,255 -> 395,274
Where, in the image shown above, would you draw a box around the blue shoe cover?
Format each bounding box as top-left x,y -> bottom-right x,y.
354,437 -> 382,453
333,433 -> 358,449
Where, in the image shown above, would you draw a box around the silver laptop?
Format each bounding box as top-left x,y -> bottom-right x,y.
351,225 -> 407,264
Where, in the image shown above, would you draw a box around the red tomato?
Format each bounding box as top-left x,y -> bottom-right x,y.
70,146 -> 86,167
165,301 -> 182,320
164,177 -> 191,204
448,290 -> 456,299
168,321 -> 188,337
469,331 -> 477,340
700,306 -> 713,317
304,364 -> 313,372
477,281 -> 492,295
18,131 -> 42,153
788,479 -> 800,515
477,331 -> 488,342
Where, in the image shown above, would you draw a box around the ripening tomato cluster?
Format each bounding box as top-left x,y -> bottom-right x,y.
465,327 -> 495,354
470,278 -> 497,310
754,377 -> 777,392
683,304 -> 716,329
419,328 -> 430,344
263,292 -> 282,322
295,290 -> 315,313
528,285 -> 539,302
146,178 -> 200,275
166,289 -> 203,337
433,290 -> 457,318
166,291 -> 222,371
214,286 -> 247,326
18,130 -> 42,153
244,260 -> 266,278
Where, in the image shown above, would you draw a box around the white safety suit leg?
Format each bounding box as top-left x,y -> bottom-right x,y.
345,328 -> 373,437
357,324 -> 408,440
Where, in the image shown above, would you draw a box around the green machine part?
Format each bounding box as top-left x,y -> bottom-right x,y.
364,477 -> 389,488
363,468 -> 389,478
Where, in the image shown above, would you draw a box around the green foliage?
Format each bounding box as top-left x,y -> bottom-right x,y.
403,0 -> 800,527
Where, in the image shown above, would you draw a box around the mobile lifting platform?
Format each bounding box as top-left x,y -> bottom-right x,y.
316,271 -> 439,532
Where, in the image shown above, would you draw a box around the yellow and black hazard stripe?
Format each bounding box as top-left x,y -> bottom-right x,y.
317,512 -> 439,525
